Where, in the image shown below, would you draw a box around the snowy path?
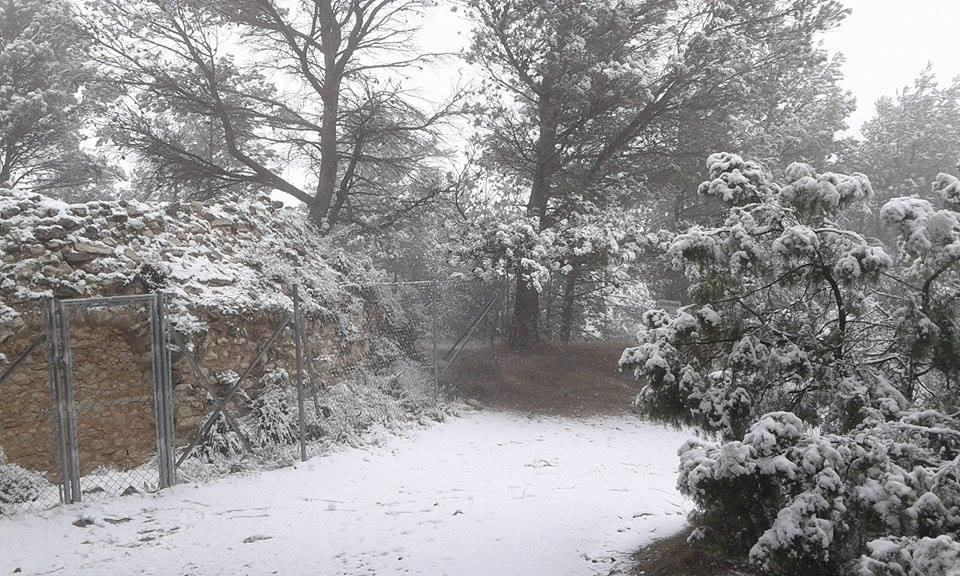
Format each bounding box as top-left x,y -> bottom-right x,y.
1,411 -> 693,576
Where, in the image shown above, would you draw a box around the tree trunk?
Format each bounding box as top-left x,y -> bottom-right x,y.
558,265 -> 579,342
509,86 -> 558,349
509,275 -> 540,349
310,0 -> 341,226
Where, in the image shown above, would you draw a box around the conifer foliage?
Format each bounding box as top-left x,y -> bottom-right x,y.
622,153 -> 960,575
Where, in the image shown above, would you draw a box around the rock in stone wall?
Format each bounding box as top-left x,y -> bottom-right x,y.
0,187 -> 396,480
0,305 -> 381,480
0,313 -> 56,477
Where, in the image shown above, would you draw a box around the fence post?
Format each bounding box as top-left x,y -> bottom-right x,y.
55,300 -> 81,503
153,291 -> 176,488
45,298 -> 71,505
293,285 -> 307,462
431,279 -> 440,402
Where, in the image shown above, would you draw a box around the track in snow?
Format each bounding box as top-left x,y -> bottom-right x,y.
1,411 -> 693,576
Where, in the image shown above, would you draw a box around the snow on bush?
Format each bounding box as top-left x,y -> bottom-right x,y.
680,410 -> 960,575
248,369 -> 299,448
179,359 -> 441,479
860,535 -> 960,576
625,154 -> 960,575
194,412 -> 245,463
0,448 -> 51,512
304,360 -> 440,445
698,153 -> 770,204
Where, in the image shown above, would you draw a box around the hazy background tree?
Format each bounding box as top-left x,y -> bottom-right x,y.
635,47 -> 855,302
464,0 -> 851,348
847,67 -> 960,198
87,0 -> 463,230
0,0 -> 116,197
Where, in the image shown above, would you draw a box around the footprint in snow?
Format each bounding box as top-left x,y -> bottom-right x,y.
243,534 -> 272,544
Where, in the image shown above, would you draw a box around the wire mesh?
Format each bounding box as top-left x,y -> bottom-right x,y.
60,302 -> 162,501
169,314 -> 295,475
0,305 -> 61,515
299,281 -> 441,439
2,279 -> 504,513
433,280 -> 504,386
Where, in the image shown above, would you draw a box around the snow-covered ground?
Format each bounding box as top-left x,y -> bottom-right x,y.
1,411 -> 693,576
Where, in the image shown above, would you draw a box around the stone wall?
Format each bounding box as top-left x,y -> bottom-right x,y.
0,303 -> 376,480
0,310 -> 57,475
1,310 -> 166,478
0,187 -> 388,482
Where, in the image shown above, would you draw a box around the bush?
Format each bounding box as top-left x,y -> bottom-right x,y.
194,412 -> 245,462
679,411 -> 960,575
248,369 -> 299,447
0,449 -> 51,510
624,154 -> 960,575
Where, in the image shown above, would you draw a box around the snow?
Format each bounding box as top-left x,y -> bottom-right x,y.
0,411 -> 693,576
0,187 -> 380,338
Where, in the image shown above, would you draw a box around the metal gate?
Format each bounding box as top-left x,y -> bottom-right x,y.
46,293 -> 175,504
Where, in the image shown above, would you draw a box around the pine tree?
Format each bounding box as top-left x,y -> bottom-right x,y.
0,0 -> 114,196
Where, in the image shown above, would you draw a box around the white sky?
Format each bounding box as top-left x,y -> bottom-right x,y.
415,0 -> 960,138
822,0 -> 960,134
271,0 -> 959,205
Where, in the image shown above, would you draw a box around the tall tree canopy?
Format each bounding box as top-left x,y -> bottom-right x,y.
88,0 -> 463,230
846,67 -> 960,201
465,0 -> 850,347
0,0 -> 113,196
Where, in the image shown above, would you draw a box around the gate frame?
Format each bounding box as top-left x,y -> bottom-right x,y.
171,285 -> 310,467
46,292 -> 176,504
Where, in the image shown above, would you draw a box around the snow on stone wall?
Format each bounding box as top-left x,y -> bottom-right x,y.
0,187 -> 395,481
0,187 -> 381,334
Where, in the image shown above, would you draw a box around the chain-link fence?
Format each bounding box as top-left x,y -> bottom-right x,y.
171,279 -> 503,482
0,279 -> 502,514
57,299 -> 167,502
0,303 -> 61,515
0,294 -> 174,515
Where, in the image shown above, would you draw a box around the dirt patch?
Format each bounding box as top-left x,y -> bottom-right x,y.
445,340 -> 640,417
630,529 -> 759,576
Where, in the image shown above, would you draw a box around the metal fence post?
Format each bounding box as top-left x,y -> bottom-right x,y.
432,279 -> 440,401
159,292 -> 176,487
162,292 -> 176,486
293,285 -> 307,462
45,298 -> 72,505
55,301 -> 81,503
151,292 -> 176,488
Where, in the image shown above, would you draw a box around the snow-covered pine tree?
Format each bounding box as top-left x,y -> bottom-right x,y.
622,154 -> 960,575
0,0 -> 114,197
621,153 -> 895,439
450,201 -> 648,340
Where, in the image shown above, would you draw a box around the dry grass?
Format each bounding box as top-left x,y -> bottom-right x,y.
444,340 -> 640,417
630,529 -> 760,576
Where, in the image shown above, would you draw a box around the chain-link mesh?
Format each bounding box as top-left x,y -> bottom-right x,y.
0,304 -> 61,515
170,311 -> 298,479
2,280 -> 503,513
171,282 -> 449,478
61,303 -> 163,501
299,281 -> 441,441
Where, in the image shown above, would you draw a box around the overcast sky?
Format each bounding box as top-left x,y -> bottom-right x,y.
415,0 -> 960,138
823,0 -> 960,134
